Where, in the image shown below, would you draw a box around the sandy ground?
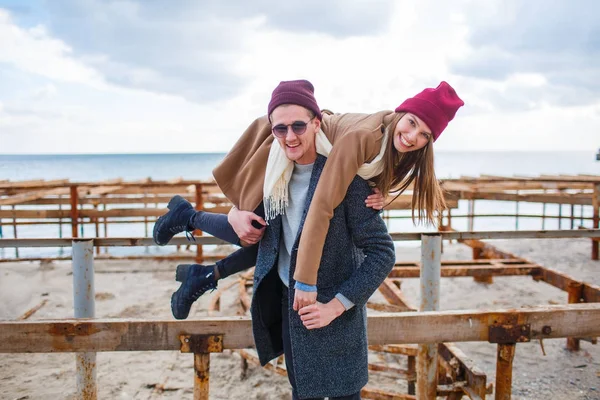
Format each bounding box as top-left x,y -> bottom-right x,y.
1,239 -> 599,400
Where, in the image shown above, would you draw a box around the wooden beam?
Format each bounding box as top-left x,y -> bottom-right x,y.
388,265 -> 540,278
0,188 -> 70,206
378,279 -> 416,311
2,304 -> 599,353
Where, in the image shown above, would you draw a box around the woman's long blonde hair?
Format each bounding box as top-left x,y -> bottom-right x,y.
371,112 -> 446,225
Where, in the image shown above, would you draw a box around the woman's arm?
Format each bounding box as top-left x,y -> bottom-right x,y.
293,128 -> 384,309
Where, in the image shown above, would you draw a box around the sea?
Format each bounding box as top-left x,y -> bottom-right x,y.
1,151 -> 598,259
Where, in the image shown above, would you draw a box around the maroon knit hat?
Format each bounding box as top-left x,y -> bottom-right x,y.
395,81 -> 464,141
268,79 -> 322,121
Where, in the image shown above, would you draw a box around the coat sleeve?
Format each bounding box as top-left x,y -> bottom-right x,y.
335,177 -> 395,307
293,128 -> 384,285
212,116 -> 273,212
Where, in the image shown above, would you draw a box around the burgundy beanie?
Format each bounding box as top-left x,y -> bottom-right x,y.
395,81 -> 464,141
268,79 -> 322,121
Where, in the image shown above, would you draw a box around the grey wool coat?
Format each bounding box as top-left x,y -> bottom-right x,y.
250,155 -> 396,399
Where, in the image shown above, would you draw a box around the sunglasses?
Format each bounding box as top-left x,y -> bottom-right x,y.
271,116 -> 315,138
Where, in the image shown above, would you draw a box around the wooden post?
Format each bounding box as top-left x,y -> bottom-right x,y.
495,343 -> 516,400
592,184 -> 599,260
143,191 -> 149,238
12,205 -> 18,258
195,184 -> 204,264
70,185 -> 79,238
515,191 -> 519,230
58,194 -> 63,239
407,355 -> 416,395
567,281 -> 583,351
102,196 -> 108,254
94,204 -> 100,255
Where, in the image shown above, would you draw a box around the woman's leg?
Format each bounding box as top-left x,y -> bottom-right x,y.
153,195 -> 240,246
189,210 -> 240,245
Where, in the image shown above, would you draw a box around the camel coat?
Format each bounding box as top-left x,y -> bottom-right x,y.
213,110 -> 396,285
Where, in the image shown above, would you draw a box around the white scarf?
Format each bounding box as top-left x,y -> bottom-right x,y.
263,128 -> 388,221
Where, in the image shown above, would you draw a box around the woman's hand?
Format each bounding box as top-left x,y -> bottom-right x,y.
298,299 -> 345,329
365,187 -> 385,210
227,207 -> 266,245
293,288 -> 317,311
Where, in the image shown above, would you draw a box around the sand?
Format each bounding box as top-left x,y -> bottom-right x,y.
1,238 -> 599,400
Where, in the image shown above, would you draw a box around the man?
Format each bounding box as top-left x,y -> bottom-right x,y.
169,80 -> 395,399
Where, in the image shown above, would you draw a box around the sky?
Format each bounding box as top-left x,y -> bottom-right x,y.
0,0 -> 599,154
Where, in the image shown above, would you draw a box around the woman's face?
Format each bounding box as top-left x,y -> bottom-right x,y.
393,113 -> 432,153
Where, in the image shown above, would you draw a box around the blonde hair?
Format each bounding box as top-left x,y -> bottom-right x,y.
371,112 -> 446,225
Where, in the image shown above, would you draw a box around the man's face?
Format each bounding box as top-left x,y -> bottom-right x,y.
271,105 -> 320,164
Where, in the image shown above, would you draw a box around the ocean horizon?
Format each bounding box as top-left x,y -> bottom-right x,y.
1,151 -> 598,258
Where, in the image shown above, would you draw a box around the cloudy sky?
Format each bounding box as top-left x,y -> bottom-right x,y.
0,0 -> 598,154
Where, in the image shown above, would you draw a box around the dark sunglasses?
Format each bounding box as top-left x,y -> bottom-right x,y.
271,116 -> 315,138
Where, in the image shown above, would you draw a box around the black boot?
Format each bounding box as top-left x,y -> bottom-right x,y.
171,264 -> 218,320
153,195 -> 196,245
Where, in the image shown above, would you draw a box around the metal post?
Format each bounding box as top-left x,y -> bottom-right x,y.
194,353 -> 210,400
566,282 -> 583,351
468,200 -> 475,231
417,233 -> 441,399
180,334 -> 223,400
541,202 -> 547,230
72,239 -> 97,399
570,204 -> 575,230
495,343 -> 516,400
558,203 -> 563,230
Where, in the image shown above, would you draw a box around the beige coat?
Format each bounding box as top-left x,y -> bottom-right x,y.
213,110 -> 396,285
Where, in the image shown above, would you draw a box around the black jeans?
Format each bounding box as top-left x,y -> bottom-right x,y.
281,284 -> 361,400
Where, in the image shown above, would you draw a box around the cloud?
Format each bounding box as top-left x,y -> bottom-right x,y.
17,0 -> 394,102
0,10 -> 104,87
451,0 -> 600,109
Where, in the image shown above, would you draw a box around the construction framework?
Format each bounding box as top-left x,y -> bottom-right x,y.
1,229 -> 599,399
2,174 -> 598,261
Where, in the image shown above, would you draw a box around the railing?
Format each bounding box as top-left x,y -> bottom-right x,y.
1,229 -> 600,400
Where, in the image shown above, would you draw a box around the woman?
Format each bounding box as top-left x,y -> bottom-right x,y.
154,79 -> 464,312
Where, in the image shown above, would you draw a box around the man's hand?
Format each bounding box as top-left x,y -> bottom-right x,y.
293,288 -> 317,311
365,187 -> 385,210
227,207 -> 266,245
299,299 -> 345,330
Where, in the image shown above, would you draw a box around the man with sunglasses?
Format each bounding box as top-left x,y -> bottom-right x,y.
236,80 -> 395,399
167,80 -> 394,399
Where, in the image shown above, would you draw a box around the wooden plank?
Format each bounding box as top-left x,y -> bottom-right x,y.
389,265 -> 540,278
0,179 -> 69,189
0,188 -> 70,206
1,304 -> 599,353
378,279 -> 416,311
361,386 -> 416,400
439,343 -> 487,399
